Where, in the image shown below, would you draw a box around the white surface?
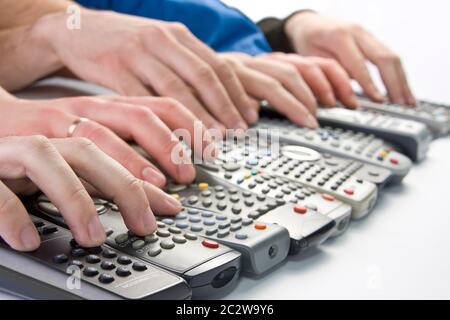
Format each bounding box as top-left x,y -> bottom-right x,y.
1,0 -> 450,300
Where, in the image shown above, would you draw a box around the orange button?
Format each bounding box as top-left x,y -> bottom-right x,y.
390,158 -> 399,165
255,223 -> 267,230
294,205 -> 307,214
202,240 -> 219,249
344,188 -> 354,196
322,194 -> 335,201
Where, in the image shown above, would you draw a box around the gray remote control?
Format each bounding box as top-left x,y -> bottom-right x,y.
198,141 -> 378,219
255,113 -> 411,182
356,95 -> 450,137
0,215 -> 191,300
167,183 -> 336,256
315,107 -> 432,162
28,195 -> 242,299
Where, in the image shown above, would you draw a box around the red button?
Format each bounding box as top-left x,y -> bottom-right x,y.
390,158 -> 399,165
322,194 -> 335,201
202,240 -> 219,249
255,223 -> 267,230
294,205 -> 307,214
344,188 -> 354,196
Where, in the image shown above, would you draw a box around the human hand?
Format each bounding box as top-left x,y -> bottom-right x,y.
285,12 -> 415,105
0,135 -> 181,251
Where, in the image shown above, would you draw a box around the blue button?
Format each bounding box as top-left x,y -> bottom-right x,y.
175,222 -> 188,229
377,156 -> 384,161
190,225 -> 203,232
189,217 -> 201,223
162,218 -> 174,225
235,233 -> 248,240
204,219 -> 215,226
175,213 -> 187,220
201,212 -> 213,218
216,215 -> 227,221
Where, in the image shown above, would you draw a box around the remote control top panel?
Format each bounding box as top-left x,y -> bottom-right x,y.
0,215 -> 191,300
167,183 -> 336,255
29,195 -> 242,298
316,107 -> 432,162
255,116 -> 411,180
356,95 -> 450,137
197,141 -> 378,219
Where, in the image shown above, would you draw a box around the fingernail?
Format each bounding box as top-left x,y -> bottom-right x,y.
234,121 -> 248,131
325,92 -> 336,106
349,95 -> 360,108
88,216 -> 106,244
306,114 -> 319,128
245,109 -> 259,124
142,167 -> 166,187
373,91 -> 385,102
164,194 -> 182,211
20,224 -> 40,251
177,163 -> 196,182
142,207 -> 157,232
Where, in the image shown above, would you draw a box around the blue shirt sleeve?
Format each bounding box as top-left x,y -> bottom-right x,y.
75,0 -> 272,55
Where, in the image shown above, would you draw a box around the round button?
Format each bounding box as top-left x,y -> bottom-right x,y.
116,266 -> 131,277
144,234 -> 158,243
255,223 -> 267,230
148,247 -> 162,257
132,262 -> 147,272
69,260 -> 84,269
344,188 -> 354,196
160,240 -> 175,250
173,235 -> 187,244
162,218 -> 174,225
294,205 -> 307,214
83,267 -> 99,277
184,233 -> 198,241
175,222 -> 189,229
198,183 -> 209,190
235,233 -> 248,240
114,233 -> 129,244
189,217 -> 201,223
86,255 -> 101,264
202,240 -> 219,249
99,273 -> 115,284
168,227 -> 181,234
322,194 -> 334,201
117,256 -> 132,265
156,230 -> 171,237
190,225 -> 203,232
390,158 -> 399,165
53,254 -> 68,264
201,211 -> 213,218
71,248 -> 86,258
101,261 -> 116,270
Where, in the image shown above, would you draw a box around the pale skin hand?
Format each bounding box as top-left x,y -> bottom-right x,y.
285,11 -> 415,105
0,95 -> 215,188
0,135 -> 181,252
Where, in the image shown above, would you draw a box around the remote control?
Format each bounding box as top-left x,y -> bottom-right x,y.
356,95 -> 450,137
0,215 -> 191,300
196,141 -> 378,220
27,195 -> 242,299
254,115 -> 411,183
167,183 -> 336,255
315,107 -> 432,162
192,168 -> 352,238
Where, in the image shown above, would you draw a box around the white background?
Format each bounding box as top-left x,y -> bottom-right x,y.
1,0 -> 450,300
222,0 -> 450,299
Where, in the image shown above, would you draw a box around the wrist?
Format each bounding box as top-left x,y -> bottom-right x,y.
284,10 -> 317,49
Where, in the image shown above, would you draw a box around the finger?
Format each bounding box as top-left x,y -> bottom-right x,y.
233,66 -> 318,128
0,181 -> 40,251
308,56 -> 359,108
106,68 -> 153,97
51,138 -> 171,236
65,100 -> 196,184
143,28 -> 248,129
141,181 -> 181,216
170,24 -> 258,124
243,57 -> 318,113
2,178 -> 39,195
103,96 -> 218,161
331,34 -> 384,102
0,136 -> 105,248
354,30 -> 415,105
126,54 -> 226,133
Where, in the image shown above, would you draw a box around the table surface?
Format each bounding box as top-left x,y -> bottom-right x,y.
2,0 -> 450,300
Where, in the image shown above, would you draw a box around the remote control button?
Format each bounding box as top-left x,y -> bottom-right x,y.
230,224 -> 242,232
132,240 -> 145,250
83,267 -> 99,277
173,235 -> 187,244
205,228 -> 218,236
390,158 -> 399,165
37,202 -> 61,216
69,260 -> 84,269
214,186 -> 225,192
175,213 -> 187,220
231,205 -> 242,214
218,230 -> 230,238
99,273 -> 115,284
216,192 -> 226,200
216,201 -> 227,210
167,184 -> 188,193
202,239 -> 219,249
184,233 -> 198,241
248,212 -> 259,219
117,256 -> 132,265
230,195 -> 240,203
132,262 -> 148,272
110,204 -> 119,212
204,219 -> 215,226
105,228 -> 114,237
201,190 -> 212,197
223,163 -> 241,172
198,183 -> 209,190
216,214 -> 227,221
148,248 -> 162,257
41,226 -> 58,235
144,234 -> 158,243
71,248 -> 86,258
33,221 -> 45,228
202,199 -> 213,207
255,223 -> 267,230
218,222 -> 230,229
157,221 -> 166,228
114,233 -> 129,244
162,218 -> 174,225
86,255 -> 101,264
190,225 -> 203,232
168,227 -> 181,234
53,254 -> 68,264
228,188 -> 238,195
101,261 -> 116,271
231,217 -> 242,224
294,205 -> 307,214
187,208 -> 199,215
189,216 -> 201,223
306,203 -> 318,211
160,240 -> 175,250
322,194 -> 335,201
156,230 -> 171,238
201,211 -> 213,218
170,194 -> 180,201
244,199 -> 254,207
116,267 -> 131,277
88,246 -> 103,255
188,196 -> 199,204
175,222 -> 189,229
344,188 -> 354,196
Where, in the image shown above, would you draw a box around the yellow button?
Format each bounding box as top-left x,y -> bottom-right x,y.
171,194 -> 180,200
244,172 -> 251,179
198,183 -> 209,191
379,151 -> 388,158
